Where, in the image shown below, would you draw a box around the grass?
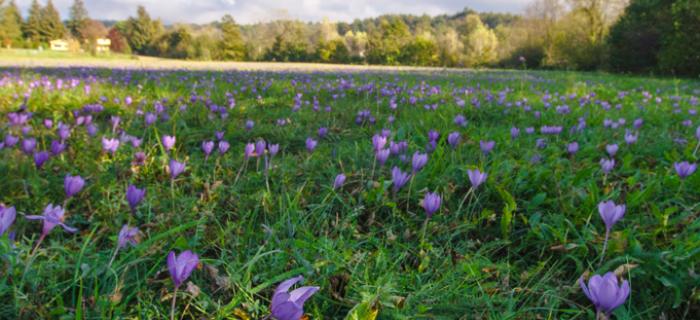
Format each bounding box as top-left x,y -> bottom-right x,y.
0,64 -> 699,319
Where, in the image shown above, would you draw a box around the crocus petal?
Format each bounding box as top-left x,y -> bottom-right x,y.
289,286 -> 320,305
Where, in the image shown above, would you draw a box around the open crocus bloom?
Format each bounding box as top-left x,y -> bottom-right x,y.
580,272 -> 630,315
271,276 -> 319,320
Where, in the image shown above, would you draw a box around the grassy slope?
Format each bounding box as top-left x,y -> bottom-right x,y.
0,65 -> 699,319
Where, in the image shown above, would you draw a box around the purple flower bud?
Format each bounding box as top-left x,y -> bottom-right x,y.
64,175 -> 85,198
567,142 -> 579,154
102,137 -> 120,154
411,152 -> 428,173
422,192 -> 441,218
167,250 -> 199,289
268,144 -> 280,156
480,140 -> 495,155
34,151 -> 50,168
333,174 -> 346,189
133,152 -> 146,166
454,114 -> 467,127
4,134 -> 18,148
218,141 -> 230,154
428,130 -> 440,142
579,272 -> 630,316
126,185 -> 146,211
447,132 -> 461,148
169,160 -> 185,179
624,131 -> 638,145
510,127 -> 520,139
144,113 -> 157,126
605,144 -> 618,157
255,140 -> 266,156
375,149 -> 390,165
21,138 -> 36,154
162,135 -> 176,151
598,200 -> 625,231
50,140 -> 66,155
0,205 -> 16,236
270,276 -> 319,320
318,127 -> 328,138
117,224 -> 139,249
674,161 -> 697,179
245,120 -> 254,130
245,143 -> 255,159
467,169 -> 487,189
391,166 -> 411,192
600,158 -> 615,174
43,119 -> 53,129
371,134 -> 387,151
215,131 -> 225,140
202,141 -> 214,158
305,138 -> 317,153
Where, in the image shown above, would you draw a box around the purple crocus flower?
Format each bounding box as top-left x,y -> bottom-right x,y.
428,130 -> 440,142
579,272 -> 630,316
34,151 -> 50,168
422,192 -> 442,218
674,161 -> 697,179
126,185 -> 146,211
510,127 -> 520,139
270,276 -> 319,320
167,250 -> 199,289
133,152 -> 146,166
567,142 -> 579,155
64,175 -> 85,198
600,158 -> 615,174
376,149 -> 390,165
605,144 -> 618,157
202,141 -> 214,159
333,174 -> 346,189
255,140 -> 266,156
0,205 -> 16,236
391,167 -> 411,192
102,137 -> 120,154
599,200 -> 625,232
454,114 -> 467,127
447,132 -> 461,148
162,135 -> 176,151
305,138 -> 317,153
169,160 -> 185,178
50,140 -> 66,155
117,224 -> 139,249
467,169 -> 488,189
218,141 -> 230,154
4,134 -> 18,148
411,152 -> 428,173
318,127 -> 328,138
372,134 -> 387,151
624,131 -> 638,145
21,138 -> 36,154
26,204 -> 77,236
269,144 -> 280,156
480,140 -> 495,155
245,143 -> 256,159
245,120 -> 254,130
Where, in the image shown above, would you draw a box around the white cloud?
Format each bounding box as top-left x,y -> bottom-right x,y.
18,0 -> 529,24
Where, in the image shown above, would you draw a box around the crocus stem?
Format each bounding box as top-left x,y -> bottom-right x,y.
599,228 -> 610,266
232,160 -> 247,187
107,247 -> 119,270
170,179 -> 175,211
405,177 -> 414,212
455,188 -> 474,216
170,287 -> 178,320
30,233 -> 46,257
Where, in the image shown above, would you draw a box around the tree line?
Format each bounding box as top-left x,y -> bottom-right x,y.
0,0 -> 698,76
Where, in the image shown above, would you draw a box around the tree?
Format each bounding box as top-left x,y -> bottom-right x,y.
106,27 -> 130,53
607,0 -> 672,73
23,0 -> 43,45
367,17 -> 410,65
217,14 -> 245,60
400,36 -> 439,66
435,26 -> 464,67
67,0 -> 89,40
462,14 -> 499,66
0,0 -> 22,48
658,0 -> 700,76
122,5 -> 161,54
40,0 -> 66,41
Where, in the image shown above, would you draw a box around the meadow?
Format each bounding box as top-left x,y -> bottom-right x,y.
0,65 -> 699,319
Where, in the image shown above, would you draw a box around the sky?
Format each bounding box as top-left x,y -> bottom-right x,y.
16,0 -> 530,25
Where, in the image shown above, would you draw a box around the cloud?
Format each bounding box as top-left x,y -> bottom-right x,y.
18,0 -> 529,25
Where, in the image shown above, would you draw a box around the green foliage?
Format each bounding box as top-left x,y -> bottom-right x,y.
217,15 -> 246,61
0,0 -> 22,48
658,0 -> 700,76
367,17 -> 410,65
67,0 -> 89,40
399,36 -> 438,66
121,5 -> 162,54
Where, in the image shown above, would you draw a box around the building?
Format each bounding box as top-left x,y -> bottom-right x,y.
49,39 -> 69,51
96,38 -> 111,53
